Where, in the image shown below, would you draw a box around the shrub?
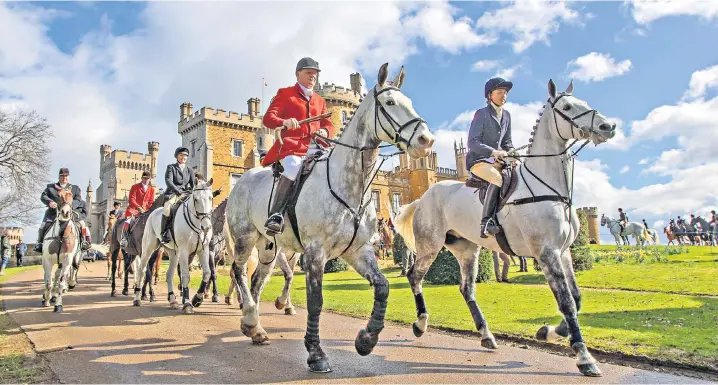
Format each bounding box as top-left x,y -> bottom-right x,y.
393,233 -> 407,266
424,247 -> 493,285
324,258 -> 349,273
570,210 -> 593,271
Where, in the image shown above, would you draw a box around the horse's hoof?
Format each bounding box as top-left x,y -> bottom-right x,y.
212,295 -> 219,303
42,301 -> 49,307
355,328 -> 379,356
274,298 -> 285,310
240,322 -> 257,338
110,290 -> 116,297
578,363 -> 602,377
481,337 -> 498,350
170,301 -> 179,310
122,288 -> 128,296
68,285 -> 75,291
204,292 -> 210,299
50,296 -> 57,304
308,358 -> 332,373
284,308 -> 297,316
150,295 -> 156,302
133,299 -> 141,307
536,325 -> 560,342
191,295 -> 203,308
53,305 -> 63,313
182,303 -> 194,314
141,295 -> 148,301
251,333 -> 270,345
224,296 -> 232,305
412,322 -> 424,338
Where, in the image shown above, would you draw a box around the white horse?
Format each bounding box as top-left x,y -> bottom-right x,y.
393,80 -> 616,377
224,63 -> 435,373
601,214 -> 649,248
646,228 -> 660,245
132,178 -> 215,313
41,186 -> 82,312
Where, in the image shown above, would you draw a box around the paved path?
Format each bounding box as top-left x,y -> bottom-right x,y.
2,263 -> 710,384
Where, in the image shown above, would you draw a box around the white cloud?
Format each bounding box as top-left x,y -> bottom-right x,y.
567,52 -> 632,83
630,0 -> 718,25
620,165 -> 630,174
471,60 -> 500,72
653,220 -> 665,229
639,157 -> 650,165
0,1 -> 501,230
682,65 -> 718,100
494,65 -> 521,80
475,0 -> 584,53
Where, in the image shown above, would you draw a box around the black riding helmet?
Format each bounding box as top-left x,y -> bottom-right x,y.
484,77 -> 513,100
296,57 -> 321,73
174,147 -> 190,158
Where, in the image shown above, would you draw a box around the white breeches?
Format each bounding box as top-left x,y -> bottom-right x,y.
163,195 -> 180,216
280,145 -> 322,182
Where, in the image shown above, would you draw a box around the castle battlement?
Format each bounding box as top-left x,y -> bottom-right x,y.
316,82 -> 362,106
179,105 -> 263,134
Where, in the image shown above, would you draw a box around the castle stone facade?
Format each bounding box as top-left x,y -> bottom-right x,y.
577,206 -> 600,245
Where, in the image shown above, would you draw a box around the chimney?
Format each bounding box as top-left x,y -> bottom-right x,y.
247,98 -> 260,117
180,102 -> 193,120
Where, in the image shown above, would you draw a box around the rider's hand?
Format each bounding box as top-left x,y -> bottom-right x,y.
492,150 -> 508,160
283,118 -> 299,130
49,202 -> 57,209
138,207 -> 145,213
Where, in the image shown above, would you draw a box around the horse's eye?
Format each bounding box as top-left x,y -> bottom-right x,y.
386,100 -> 395,106
562,104 -> 572,111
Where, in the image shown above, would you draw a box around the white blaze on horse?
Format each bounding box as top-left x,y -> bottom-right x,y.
41,187 -> 82,312
393,80 -> 616,377
224,63 -> 434,373
600,214 -> 649,248
132,178 -> 215,313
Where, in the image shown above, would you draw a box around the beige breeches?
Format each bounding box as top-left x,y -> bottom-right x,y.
163,195 -> 179,216
470,162 -> 503,187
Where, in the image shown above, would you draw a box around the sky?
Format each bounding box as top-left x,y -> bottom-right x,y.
1,0 -> 717,244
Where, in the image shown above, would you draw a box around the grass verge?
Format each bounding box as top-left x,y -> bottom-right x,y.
0,266 -> 56,384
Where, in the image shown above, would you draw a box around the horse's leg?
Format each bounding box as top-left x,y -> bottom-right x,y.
132,242 -> 156,307
106,251 -> 112,280
446,240 -> 497,349
276,252 -> 298,315
536,246 -> 600,377
244,238 -> 276,344
190,242 -> 212,310
406,226 -> 445,338
42,257 -> 52,307
117,251 -> 123,279
225,262 -> 236,305
122,255 -> 135,296
153,252 -> 161,285
142,250 -> 157,301
178,248 -> 195,314
210,253 -> 219,303
110,248 -> 119,297
346,244 -> 390,358
165,250 -> 179,309
302,245 -> 331,372
54,255 -> 73,313
231,232 -> 263,342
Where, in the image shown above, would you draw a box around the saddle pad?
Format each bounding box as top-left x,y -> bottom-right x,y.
470,167 -> 519,212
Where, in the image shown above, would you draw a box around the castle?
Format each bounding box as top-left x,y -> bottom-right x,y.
85,142 -> 160,241
177,73 -> 469,221
577,206 -> 600,245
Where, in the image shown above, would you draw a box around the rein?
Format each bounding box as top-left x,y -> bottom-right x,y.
179,187 -> 212,255
309,85 -> 425,256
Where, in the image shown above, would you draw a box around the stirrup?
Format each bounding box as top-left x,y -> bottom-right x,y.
264,214 -> 284,235
119,238 -> 128,247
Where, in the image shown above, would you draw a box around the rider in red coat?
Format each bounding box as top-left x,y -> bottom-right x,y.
120,170 -> 155,247
260,57 -> 337,236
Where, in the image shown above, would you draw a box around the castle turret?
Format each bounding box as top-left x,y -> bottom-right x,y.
247,98 -> 260,118
585,207 -> 600,245
454,138 -> 468,180
100,144 -> 112,178
86,179 -> 93,213
147,141 -> 160,184
350,72 -> 365,94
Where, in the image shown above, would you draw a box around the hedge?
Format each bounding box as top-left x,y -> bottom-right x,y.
424,247 -> 493,285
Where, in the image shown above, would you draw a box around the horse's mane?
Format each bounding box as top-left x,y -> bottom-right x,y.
526,102 -> 548,155
211,198 -> 228,231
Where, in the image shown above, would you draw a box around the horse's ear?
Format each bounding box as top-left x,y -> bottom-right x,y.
548,79 -> 557,98
378,63 -> 389,87
392,65 -> 405,89
207,177 -> 213,187
565,79 -> 574,94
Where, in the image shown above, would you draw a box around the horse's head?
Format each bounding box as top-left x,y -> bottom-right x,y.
545,79 -> 616,145
56,186 -> 74,221
191,177 -> 214,232
364,63 -> 435,158
600,214 -> 606,226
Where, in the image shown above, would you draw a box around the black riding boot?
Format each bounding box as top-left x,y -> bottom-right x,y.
480,184 -> 501,238
160,214 -> 171,244
264,175 -> 294,236
33,222 -> 50,253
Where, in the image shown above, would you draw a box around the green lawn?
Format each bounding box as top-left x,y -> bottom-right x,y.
0,265 -> 53,384
194,263 -> 718,370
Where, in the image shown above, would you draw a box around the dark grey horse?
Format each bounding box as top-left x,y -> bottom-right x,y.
109,196 -> 165,299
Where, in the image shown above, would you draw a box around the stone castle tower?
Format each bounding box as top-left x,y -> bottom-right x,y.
578,206 -> 600,245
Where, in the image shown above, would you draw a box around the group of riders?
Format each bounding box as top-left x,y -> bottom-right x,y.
31,57 -> 530,258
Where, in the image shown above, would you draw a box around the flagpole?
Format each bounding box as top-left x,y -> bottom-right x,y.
261,77 -> 265,117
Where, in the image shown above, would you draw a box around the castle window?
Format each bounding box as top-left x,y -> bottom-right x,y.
191,140 -> 196,157
230,173 -> 243,190
371,190 -> 380,213
258,136 -> 263,148
232,139 -> 243,157
392,193 -> 401,215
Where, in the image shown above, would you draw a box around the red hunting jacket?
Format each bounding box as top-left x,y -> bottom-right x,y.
261,83 -> 337,166
125,183 -> 155,218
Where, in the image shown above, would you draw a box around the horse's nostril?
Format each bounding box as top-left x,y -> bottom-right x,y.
417,134 -> 435,147
599,123 -> 612,132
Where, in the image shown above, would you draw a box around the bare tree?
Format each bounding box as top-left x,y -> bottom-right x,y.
0,108 -> 53,226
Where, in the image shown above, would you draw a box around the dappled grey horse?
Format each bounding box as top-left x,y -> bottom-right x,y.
224,63 -> 435,373
394,80 -> 616,377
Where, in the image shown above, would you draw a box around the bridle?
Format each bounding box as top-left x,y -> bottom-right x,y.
181,186 -> 213,244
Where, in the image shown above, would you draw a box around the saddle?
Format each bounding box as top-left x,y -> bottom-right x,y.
270,150 -> 327,245
465,166 -> 520,256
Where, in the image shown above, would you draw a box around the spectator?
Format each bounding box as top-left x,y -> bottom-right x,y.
493,251 -> 511,283
0,232 -> 10,276
15,241 -> 26,267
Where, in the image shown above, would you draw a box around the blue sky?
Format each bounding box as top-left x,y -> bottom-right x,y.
1,1 -> 717,243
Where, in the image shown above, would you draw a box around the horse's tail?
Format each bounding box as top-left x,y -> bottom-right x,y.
652,231 -> 660,245
393,200 -> 419,253
642,226 -> 650,242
